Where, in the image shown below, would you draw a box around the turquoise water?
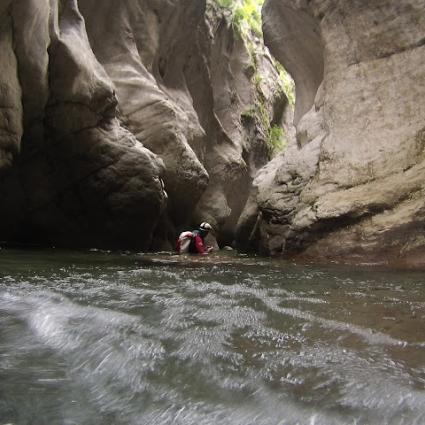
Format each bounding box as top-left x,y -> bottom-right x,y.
0,249 -> 424,424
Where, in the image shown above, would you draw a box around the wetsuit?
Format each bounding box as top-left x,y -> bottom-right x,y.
188,230 -> 208,254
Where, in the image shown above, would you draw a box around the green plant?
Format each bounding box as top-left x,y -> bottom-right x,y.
274,61 -> 296,106
216,0 -> 295,107
241,107 -> 256,120
267,125 -> 287,157
256,100 -> 269,130
217,0 -> 234,7
234,0 -> 262,37
216,0 -> 291,159
216,0 -> 264,38
253,72 -> 262,88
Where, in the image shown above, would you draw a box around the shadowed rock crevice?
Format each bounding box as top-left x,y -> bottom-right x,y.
262,0 -> 324,125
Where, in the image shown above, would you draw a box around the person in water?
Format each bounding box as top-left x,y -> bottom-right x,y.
176,222 -> 213,255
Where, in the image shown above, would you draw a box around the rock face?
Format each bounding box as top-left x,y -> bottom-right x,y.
0,0 -> 167,249
0,0 -> 288,249
237,0 -> 425,266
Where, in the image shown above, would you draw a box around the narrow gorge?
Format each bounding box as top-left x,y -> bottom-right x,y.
1,0 -> 425,267
1,3 -> 425,423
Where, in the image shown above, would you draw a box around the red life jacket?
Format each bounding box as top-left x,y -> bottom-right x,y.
176,230 -> 207,254
176,231 -> 193,254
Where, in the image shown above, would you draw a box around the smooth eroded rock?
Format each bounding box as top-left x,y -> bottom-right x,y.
238,0 -> 425,265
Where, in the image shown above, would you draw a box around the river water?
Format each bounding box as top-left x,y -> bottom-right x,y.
0,249 -> 424,425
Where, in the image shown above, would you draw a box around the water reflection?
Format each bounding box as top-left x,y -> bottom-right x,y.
0,249 -> 424,424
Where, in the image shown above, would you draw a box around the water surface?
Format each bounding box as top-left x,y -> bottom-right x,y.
1,249 -> 424,424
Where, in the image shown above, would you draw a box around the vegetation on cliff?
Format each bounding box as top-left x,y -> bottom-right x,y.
217,0 -> 262,37
216,0 -> 295,104
216,0 -> 294,157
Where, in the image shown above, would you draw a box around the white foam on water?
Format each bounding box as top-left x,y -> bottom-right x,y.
1,260 -> 425,425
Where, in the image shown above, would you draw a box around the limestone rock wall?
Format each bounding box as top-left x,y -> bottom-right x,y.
0,0 -> 287,249
239,0 -> 425,266
0,0 -> 23,171
0,0 -> 167,248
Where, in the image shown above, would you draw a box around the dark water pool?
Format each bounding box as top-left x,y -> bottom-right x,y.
0,249 -> 424,424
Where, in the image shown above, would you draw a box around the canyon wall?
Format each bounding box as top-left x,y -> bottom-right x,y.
237,0 -> 425,266
4,0 -> 423,265
0,0 -> 288,249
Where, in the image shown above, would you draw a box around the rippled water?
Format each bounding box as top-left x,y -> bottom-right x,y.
0,249 -> 424,425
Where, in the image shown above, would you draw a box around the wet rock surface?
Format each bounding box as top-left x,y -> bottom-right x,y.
0,0 -> 287,249
2,0 -> 424,263
238,0 -> 425,265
